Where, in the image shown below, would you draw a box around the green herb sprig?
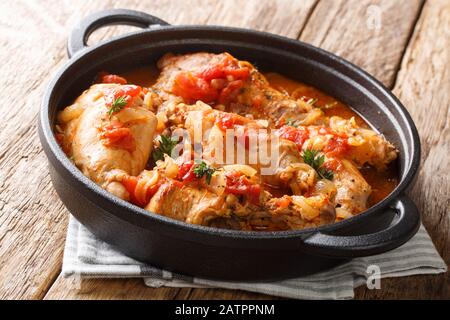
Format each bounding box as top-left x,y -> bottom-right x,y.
301,148 -> 334,180
152,135 -> 179,162
285,118 -> 298,127
305,98 -> 318,106
108,96 -> 127,117
193,161 -> 216,184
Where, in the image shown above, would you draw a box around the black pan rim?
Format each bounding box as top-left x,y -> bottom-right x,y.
40,25 -> 421,241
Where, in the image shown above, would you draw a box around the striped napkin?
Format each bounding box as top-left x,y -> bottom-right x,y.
62,215 -> 447,299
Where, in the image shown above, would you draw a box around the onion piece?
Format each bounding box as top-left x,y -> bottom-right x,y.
223,164 -> 257,177
58,103 -> 84,123
207,171 -> 227,196
114,107 -> 152,123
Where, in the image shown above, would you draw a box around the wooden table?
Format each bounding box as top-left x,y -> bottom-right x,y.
0,0 -> 448,300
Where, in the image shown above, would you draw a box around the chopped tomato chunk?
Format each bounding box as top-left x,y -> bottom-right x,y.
172,180 -> 184,188
104,85 -> 142,108
55,133 -> 64,146
177,161 -> 197,183
323,136 -> 350,157
218,80 -> 245,104
215,113 -> 253,149
122,175 -> 160,207
323,158 -> 343,172
215,113 -> 246,131
140,183 -> 160,206
55,133 -> 70,154
97,72 -> 128,85
171,54 -> 250,104
172,72 -> 219,103
121,176 -> 139,204
198,65 -> 249,81
274,197 -> 290,209
100,120 -> 136,152
222,66 -> 250,80
121,85 -> 142,97
316,126 -> 349,157
197,65 -> 227,81
197,55 -> 250,82
276,125 -> 310,151
225,171 -> 261,204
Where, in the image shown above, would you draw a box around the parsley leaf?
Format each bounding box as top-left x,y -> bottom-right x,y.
193,161 -> 216,184
305,98 -> 318,106
301,148 -> 334,180
285,118 -> 298,127
318,165 -> 334,180
152,135 -> 179,162
108,96 -> 127,117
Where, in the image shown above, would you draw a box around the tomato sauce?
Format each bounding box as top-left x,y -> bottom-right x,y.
265,72 -> 369,128
120,65 -> 159,87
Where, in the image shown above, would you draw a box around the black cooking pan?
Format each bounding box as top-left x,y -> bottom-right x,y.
39,9 -> 421,280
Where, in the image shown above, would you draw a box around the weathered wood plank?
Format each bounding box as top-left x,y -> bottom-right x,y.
356,0 -> 450,299
85,0 -> 319,42
44,277 -> 273,299
0,0 -> 118,300
300,0 -> 424,87
184,288 -> 275,300
0,0 -> 317,299
44,277 -> 181,300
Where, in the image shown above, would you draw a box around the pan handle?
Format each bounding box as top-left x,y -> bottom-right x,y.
303,194 -> 420,258
68,9 -> 170,58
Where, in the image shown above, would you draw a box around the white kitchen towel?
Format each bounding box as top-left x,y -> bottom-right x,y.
62,215 -> 447,299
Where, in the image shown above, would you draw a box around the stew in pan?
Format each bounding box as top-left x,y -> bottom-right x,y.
55,52 -> 398,231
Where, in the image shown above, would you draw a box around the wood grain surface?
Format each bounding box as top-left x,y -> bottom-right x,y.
299,0 -> 424,87
365,0 -> 450,299
0,0 -> 448,300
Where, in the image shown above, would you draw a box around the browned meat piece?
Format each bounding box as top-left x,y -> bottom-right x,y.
327,116 -> 397,170
144,157 -> 336,230
264,194 -> 336,229
333,159 -> 372,218
162,101 -> 317,195
56,84 -> 157,200
154,52 -> 322,126
145,179 -> 229,225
